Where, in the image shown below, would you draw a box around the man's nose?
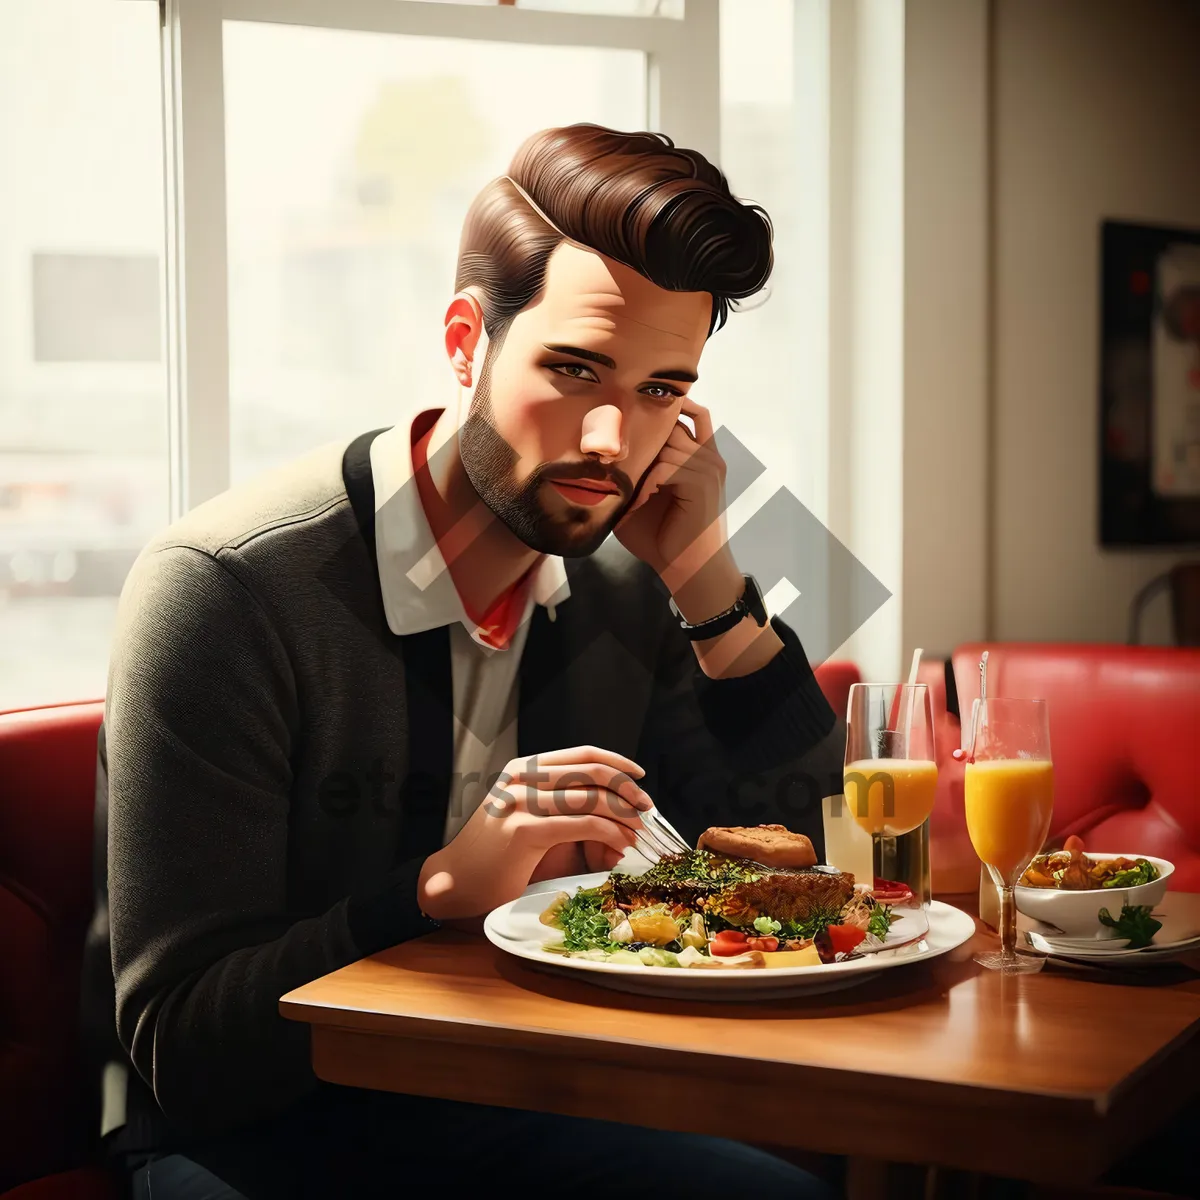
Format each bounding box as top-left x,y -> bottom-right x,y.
579,404 -> 627,463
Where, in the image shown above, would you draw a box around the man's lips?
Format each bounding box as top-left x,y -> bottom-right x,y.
547,479 -> 620,507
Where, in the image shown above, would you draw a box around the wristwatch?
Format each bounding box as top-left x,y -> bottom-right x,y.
669,574 -> 769,642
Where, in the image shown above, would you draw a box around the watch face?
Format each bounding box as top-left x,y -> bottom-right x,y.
743,575 -> 768,623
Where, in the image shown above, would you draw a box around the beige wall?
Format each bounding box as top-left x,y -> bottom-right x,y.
826,0 -> 991,682
991,0 -> 1200,643
903,0 -> 989,664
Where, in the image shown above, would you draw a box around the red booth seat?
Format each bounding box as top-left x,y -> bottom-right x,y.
0,1169 -> 117,1200
929,644 -> 1200,892
0,701 -> 113,1197
812,660 -> 862,722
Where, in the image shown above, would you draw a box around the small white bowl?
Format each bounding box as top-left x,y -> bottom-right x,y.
1013,853 -> 1173,938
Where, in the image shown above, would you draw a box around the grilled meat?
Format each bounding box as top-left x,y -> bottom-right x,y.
606,850 -> 856,930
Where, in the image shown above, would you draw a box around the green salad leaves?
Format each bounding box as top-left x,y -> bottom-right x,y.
868,903 -> 897,941
1097,903 -> 1162,949
556,888 -> 617,952
1101,860 -> 1160,889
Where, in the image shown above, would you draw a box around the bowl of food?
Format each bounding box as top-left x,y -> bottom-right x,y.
1014,840 -> 1172,940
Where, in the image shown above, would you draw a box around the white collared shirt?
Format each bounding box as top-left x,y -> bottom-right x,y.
370,415 -> 571,843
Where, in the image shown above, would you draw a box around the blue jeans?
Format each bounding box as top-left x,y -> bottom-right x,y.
129,1089 -> 837,1199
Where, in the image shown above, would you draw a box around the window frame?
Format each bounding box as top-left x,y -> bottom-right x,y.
161,0 -> 720,516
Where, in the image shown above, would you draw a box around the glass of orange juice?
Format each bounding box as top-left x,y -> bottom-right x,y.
963,698 -> 1054,973
843,683 -> 938,904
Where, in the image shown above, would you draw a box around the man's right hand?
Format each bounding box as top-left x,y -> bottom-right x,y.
416,745 -> 650,921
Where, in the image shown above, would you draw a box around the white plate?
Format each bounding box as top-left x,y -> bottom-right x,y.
1035,933 -> 1133,951
484,873 -> 976,1001
1026,928 -> 1200,967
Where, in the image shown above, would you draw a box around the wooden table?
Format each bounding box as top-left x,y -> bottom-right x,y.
281,895 -> 1200,1195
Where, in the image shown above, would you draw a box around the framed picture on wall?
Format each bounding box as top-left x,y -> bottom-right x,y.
1099,219 -> 1200,547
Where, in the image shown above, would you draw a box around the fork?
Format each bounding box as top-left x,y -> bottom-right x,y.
632,805 -> 692,863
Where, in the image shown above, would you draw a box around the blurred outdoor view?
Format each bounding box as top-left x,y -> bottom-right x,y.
0,0 -> 168,710
0,0 -> 804,711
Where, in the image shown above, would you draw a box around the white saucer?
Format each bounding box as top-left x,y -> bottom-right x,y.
1026,928 -> 1200,966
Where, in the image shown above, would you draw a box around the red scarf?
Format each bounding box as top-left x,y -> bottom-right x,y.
412,416 -> 537,651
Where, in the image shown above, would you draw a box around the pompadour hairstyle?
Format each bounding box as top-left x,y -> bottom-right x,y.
455,123 -> 773,342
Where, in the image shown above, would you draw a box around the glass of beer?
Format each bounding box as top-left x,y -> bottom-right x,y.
963,698 -> 1054,973
843,684 -> 938,903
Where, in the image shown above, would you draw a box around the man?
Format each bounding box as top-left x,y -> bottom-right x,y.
86,124 -> 844,1198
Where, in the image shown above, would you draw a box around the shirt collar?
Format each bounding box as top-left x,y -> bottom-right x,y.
370,413 -> 570,649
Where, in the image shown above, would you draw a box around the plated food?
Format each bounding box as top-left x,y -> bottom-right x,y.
537,824 -> 900,971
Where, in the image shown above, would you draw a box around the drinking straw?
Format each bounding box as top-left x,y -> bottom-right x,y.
903,648 -> 923,756
907,648 -> 922,688
953,650 -> 991,764
969,650 -> 990,760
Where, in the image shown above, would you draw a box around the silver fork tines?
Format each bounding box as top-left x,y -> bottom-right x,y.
651,808 -> 691,854
633,806 -> 691,862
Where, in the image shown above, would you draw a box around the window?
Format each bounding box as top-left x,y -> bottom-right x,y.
220,2 -> 808,494
0,0 -> 829,708
166,0 -> 718,508
32,253 -> 161,364
0,0 -> 169,710
709,0 -> 810,494
222,20 -> 647,483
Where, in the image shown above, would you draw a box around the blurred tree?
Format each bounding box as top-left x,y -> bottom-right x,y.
351,76 -> 491,236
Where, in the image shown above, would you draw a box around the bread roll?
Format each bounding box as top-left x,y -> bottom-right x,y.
697,824 -> 818,868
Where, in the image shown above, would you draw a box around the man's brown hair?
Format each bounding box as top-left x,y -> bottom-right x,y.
455,124 -> 773,343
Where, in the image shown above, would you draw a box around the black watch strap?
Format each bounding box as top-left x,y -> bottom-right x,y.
669,574 -> 769,642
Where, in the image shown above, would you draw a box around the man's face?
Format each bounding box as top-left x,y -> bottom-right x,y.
458,242 -> 711,557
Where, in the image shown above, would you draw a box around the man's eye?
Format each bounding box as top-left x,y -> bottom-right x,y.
642,384 -> 683,401
548,363 -> 599,383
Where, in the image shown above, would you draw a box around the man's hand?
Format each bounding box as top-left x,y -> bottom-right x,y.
417,746 -> 649,921
614,397 -> 783,679
528,839 -> 627,883
614,397 -> 739,608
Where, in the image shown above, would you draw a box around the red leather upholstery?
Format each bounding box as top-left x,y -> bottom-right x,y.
915,660 -> 986,893
934,645 -> 1200,892
812,660 -> 862,723
0,1167 -> 118,1200
915,658 -> 946,720
0,702 -> 105,1191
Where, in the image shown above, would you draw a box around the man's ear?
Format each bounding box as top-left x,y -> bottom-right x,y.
444,292 -> 485,388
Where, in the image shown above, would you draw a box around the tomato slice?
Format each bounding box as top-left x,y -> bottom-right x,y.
746,936 -> 780,952
872,877 -> 913,903
826,924 -> 867,954
713,929 -> 747,944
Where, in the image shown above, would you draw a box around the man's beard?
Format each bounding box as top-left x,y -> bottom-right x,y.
458,339 -> 637,558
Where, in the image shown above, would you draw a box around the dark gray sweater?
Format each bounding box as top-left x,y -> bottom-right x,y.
85,429 -> 844,1151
